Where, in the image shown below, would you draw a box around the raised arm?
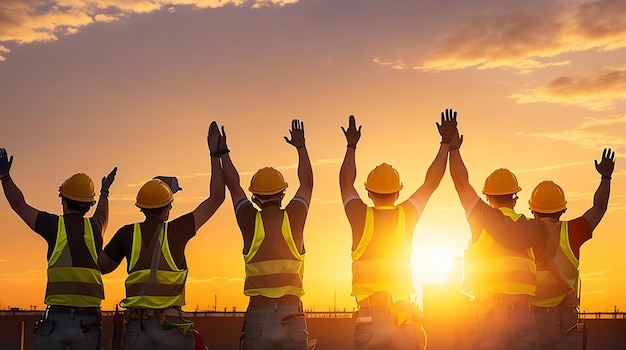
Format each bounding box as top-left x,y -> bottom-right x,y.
219,125 -> 247,208
448,127 -> 479,212
409,109 -> 454,208
339,115 -> 362,204
191,122 -> 226,231
284,119 -> 313,203
582,148 -> 615,229
92,167 -> 117,233
0,148 -> 39,230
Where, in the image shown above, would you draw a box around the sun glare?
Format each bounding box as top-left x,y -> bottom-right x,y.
412,240 -> 463,286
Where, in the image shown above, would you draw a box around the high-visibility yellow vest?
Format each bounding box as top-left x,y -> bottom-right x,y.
468,207 -> 537,297
532,220 -> 579,307
243,211 -> 305,298
45,216 -> 104,307
120,222 -> 188,309
351,206 -> 414,300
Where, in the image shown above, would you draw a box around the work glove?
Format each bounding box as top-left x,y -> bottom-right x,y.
101,167 -> 117,196
437,108 -> 458,143
341,115 -> 361,149
284,119 -> 306,149
595,148 -> 615,179
0,148 -> 13,179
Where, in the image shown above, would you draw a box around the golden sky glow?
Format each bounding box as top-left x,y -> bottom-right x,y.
0,0 -> 625,313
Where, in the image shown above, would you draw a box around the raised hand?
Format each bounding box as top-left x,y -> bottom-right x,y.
450,131 -> 464,151
219,126 -> 228,153
284,119 -> 306,149
0,148 -> 13,179
101,167 -> 118,193
207,121 -> 220,155
341,115 -> 361,148
595,148 -> 615,178
437,108 -> 458,142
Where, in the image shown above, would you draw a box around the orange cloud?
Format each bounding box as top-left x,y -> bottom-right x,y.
510,67 -> 626,110
516,113 -> 626,150
0,0 -> 299,61
415,0 -> 626,72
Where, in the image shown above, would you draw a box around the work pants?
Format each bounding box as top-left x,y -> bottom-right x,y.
34,306 -> 101,350
125,308 -> 194,350
471,295 -> 538,350
241,304 -> 309,350
353,303 -> 426,350
534,306 -> 584,350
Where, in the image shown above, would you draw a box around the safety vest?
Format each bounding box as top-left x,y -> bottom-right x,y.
243,211 -> 305,298
468,207 -> 537,297
532,220 -> 579,307
120,222 -> 188,309
45,216 -> 104,307
351,206 -> 414,300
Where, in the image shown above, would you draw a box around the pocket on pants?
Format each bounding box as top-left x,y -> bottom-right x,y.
244,323 -> 263,340
518,329 -> 539,343
353,329 -> 373,345
34,319 -> 56,336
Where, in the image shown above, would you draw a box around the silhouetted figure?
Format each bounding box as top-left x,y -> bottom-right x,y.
221,119 -> 313,350
339,111 -> 457,349
98,122 -> 225,350
530,148 -> 615,350
448,111 -> 549,350
0,147 -> 116,350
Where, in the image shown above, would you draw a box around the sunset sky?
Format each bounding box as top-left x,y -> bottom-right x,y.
0,0 -> 625,313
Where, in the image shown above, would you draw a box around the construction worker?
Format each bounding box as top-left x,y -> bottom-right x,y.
220,119 -> 313,350
448,112 -> 549,350
339,111 -> 457,350
529,148 -> 615,350
97,122 -> 225,350
0,148 -> 116,349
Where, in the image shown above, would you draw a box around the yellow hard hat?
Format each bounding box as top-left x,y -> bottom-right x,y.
136,179 -> 174,209
482,168 -> 521,195
59,173 -> 96,202
529,180 -> 567,213
249,167 -> 288,195
365,163 -> 403,194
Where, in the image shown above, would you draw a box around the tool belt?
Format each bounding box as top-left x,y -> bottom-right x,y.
248,295 -> 303,308
47,305 -> 101,316
357,291 -> 394,309
126,307 -> 194,335
475,293 -> 532,315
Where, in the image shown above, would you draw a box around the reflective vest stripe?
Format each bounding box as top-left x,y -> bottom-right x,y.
46,281 -> 105,297
352,206 -> 414,299
533,221 -> 579,307
245,272 -> 303,290
243,211 -> 305,298
45,217 -> 104,307
121,222 -> 188,308
470,208 -> 536,297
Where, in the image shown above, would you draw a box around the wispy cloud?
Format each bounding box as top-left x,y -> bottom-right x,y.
373,0 -> 626,73
510,66 -> 626,110
516,114 -> 626,150
513,162 -> 588,174
0,0 -> 298,61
